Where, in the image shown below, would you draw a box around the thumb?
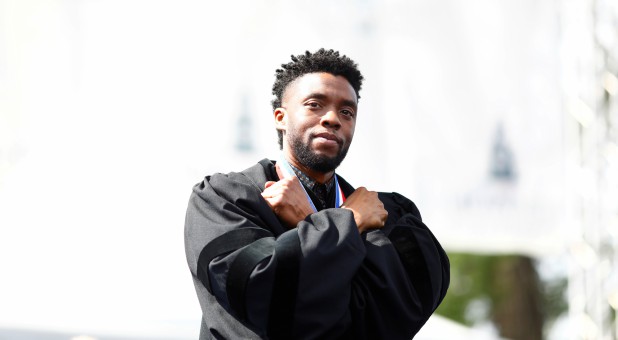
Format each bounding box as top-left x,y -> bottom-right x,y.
264,181 -> 276,189
275,163 -> 287,181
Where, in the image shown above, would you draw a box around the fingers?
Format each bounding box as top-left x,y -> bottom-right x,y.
348,186 -> 367,198
379,200 -> 388,226
261,180 -> 281,199
261,176 -> 303,202
261,185 -> 282,198
263,177 -> 296,191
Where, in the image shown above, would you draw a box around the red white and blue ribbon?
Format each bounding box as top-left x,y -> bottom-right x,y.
277,155 -> 346,212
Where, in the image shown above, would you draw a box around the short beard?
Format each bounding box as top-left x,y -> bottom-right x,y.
290,135 -> 349,173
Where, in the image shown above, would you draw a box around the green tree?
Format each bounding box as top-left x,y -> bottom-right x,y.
435,253 -> 567,340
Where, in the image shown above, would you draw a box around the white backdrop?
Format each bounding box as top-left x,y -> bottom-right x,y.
0,0 -> 568,338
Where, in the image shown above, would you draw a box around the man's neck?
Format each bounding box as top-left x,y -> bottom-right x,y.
284,153 -> 334,184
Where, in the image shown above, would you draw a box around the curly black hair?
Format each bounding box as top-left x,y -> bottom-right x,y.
271,48 -> 364,149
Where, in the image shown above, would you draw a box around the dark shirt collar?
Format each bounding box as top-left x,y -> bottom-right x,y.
288,163 -> 335,193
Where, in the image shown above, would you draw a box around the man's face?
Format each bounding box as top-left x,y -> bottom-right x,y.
275,72 -> 357,173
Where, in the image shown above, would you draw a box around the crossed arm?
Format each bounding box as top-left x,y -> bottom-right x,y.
260,163 -> 388,233
185,163 -> 449,339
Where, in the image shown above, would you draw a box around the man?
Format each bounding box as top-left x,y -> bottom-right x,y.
185,48 -> 449,339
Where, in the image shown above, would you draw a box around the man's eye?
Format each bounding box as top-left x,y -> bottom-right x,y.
340,110 -> 355,117
307,102 -> 320,108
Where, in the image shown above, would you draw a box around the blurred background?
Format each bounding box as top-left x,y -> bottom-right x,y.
1,0 -> 617,339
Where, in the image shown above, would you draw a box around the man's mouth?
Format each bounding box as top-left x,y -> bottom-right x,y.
313,132 -> 342,145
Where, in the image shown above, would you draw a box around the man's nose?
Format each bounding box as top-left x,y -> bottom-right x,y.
320,109 -> 341,129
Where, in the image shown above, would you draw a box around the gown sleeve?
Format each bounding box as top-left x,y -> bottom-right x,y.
184,167 -> 366,339
345,192 -> 450,340
185,163 -> 449,340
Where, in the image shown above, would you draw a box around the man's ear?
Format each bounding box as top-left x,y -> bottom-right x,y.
274,108 -> 287,132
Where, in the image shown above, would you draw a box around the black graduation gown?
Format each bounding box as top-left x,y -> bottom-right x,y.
184,159 -> 449,340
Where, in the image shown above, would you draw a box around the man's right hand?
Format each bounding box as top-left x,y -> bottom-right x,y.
261,164 -> 315,228
341,187 -> 388,233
